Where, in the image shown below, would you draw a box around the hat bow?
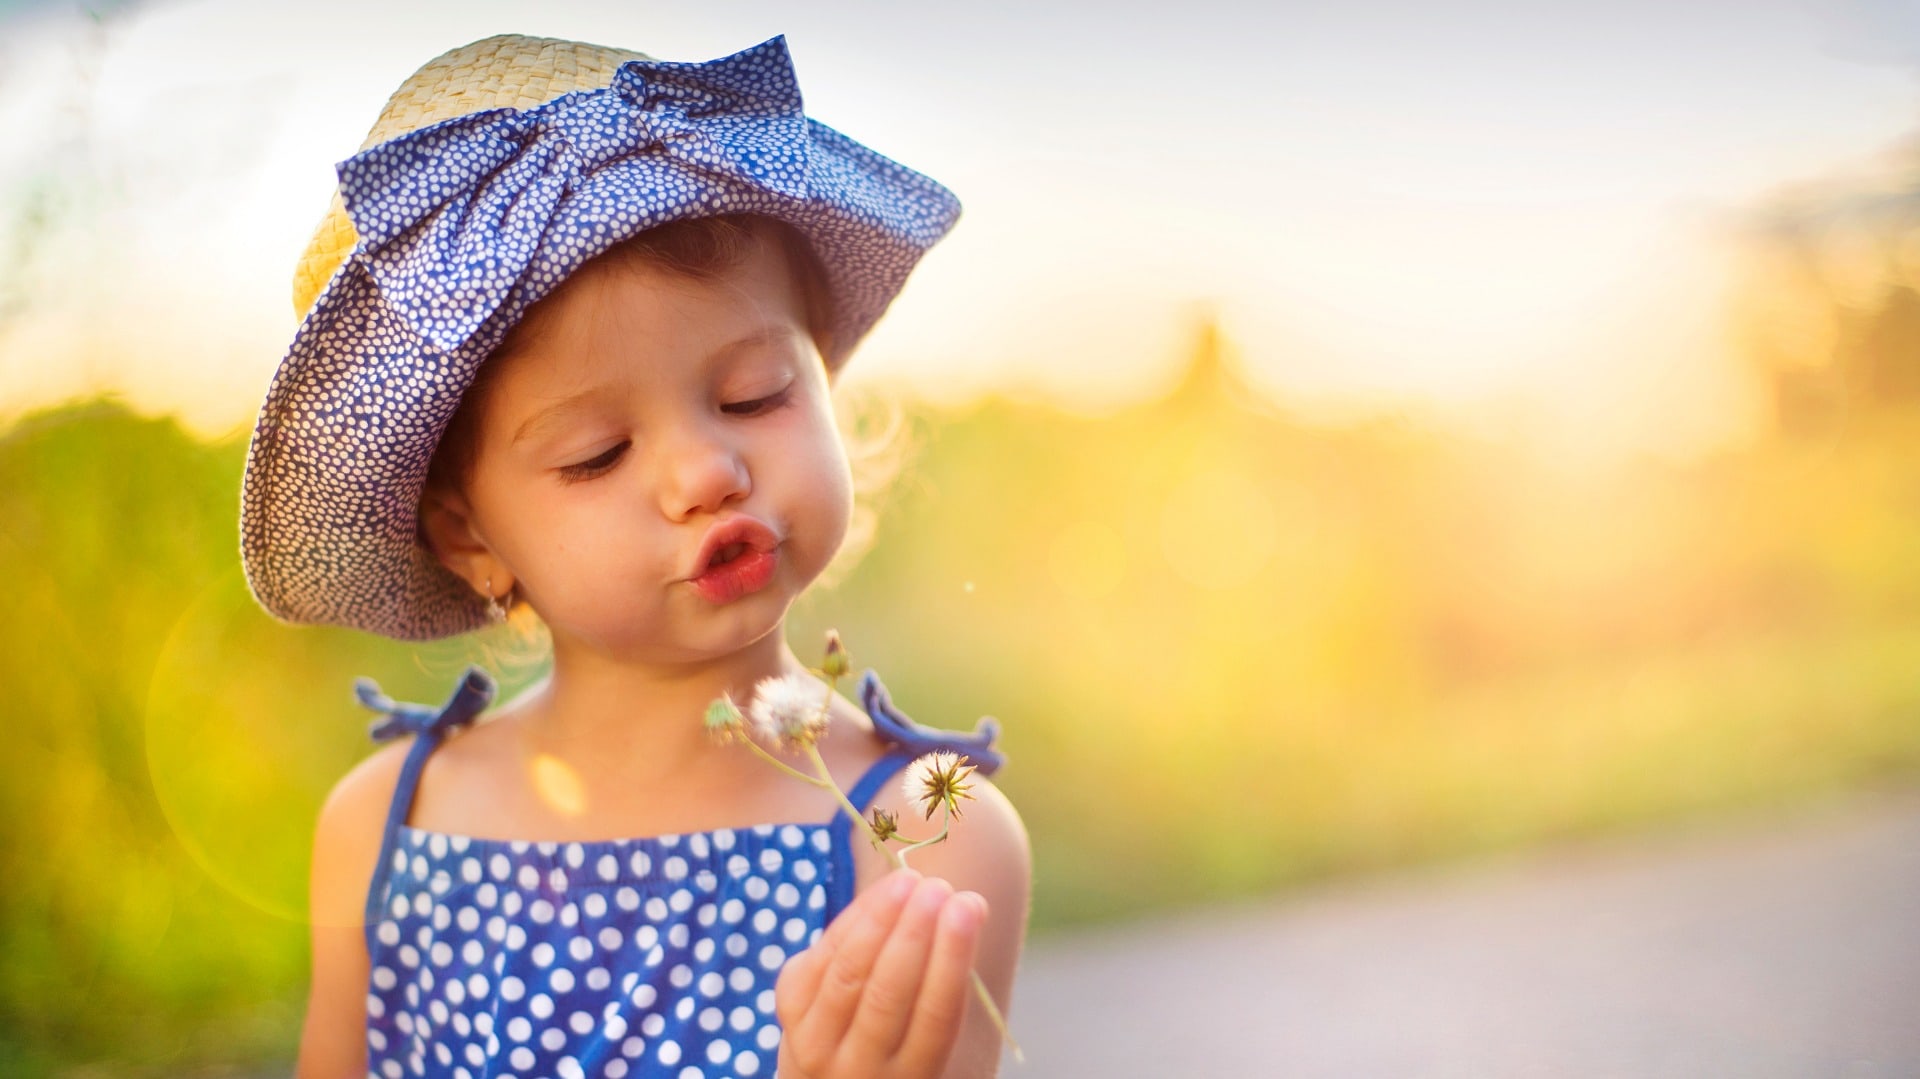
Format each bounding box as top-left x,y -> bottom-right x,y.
334,35 -> 810,353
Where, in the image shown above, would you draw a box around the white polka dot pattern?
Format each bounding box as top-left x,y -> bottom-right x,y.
238,34 -> 961,641
369,823 -> 827,1079
355,665 -> 1005,1078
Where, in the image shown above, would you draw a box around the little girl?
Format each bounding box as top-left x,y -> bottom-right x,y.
238,33 -> 1028,1079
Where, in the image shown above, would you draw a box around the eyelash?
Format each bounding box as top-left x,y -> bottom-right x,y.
555,387 -> 794,483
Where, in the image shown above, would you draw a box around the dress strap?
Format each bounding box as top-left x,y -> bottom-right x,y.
356,667 -> 495,743
352,666 -> 496,951
856,669 -> 1005,776
826,669 -> 1005,917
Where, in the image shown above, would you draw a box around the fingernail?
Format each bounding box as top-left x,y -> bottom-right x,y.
945,891 -> 986,932
884,868 -> 920,902
912,876 -> 953,914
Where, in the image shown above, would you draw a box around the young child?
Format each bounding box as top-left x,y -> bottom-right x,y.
238,33 -> 1029,1079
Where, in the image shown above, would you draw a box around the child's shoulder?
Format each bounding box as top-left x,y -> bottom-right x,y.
309,736 -> 417,930
815,689 -> 891,784
860,748 -> 1029,884
822,674 -> 1030,908
317,736 -> 415,839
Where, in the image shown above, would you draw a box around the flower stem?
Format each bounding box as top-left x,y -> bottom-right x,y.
740,737 -> 832,789
802,743 -> 1022,1061
804,744 -> 905,866
894,805 -> 952,861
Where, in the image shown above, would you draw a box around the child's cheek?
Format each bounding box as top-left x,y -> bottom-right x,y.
816,433 -> 856,546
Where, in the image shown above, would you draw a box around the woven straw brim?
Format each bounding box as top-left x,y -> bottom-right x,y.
291,35 -> 649,320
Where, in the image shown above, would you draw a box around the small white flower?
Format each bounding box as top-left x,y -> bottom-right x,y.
902,751 -> 977,820
747,674 -> 830,749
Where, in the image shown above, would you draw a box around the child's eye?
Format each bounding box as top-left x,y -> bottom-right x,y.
557,441 -> 628,482
721,386 -> 793,416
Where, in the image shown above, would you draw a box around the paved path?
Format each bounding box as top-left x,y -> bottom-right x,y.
1005,791 -> 1920,1077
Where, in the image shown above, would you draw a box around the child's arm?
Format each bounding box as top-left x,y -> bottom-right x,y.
776,776 -> 1032,1078
295,741 -> 411,1079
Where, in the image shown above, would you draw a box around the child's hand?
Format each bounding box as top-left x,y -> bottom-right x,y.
773,867 -> 988,1078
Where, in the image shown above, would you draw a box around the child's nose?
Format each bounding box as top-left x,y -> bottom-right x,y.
657,426 -> 751,520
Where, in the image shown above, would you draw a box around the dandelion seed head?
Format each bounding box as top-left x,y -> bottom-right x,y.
747,673 -> 830,749
902,751 -> 977,820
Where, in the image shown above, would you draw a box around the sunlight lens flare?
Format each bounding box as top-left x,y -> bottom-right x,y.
144,569 -> 344,924
530,754 -> 589,818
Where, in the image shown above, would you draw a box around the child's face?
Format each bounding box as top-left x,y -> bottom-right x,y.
446,228 -> 853,663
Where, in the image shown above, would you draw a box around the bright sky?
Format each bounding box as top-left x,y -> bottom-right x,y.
0,0 -> 1915,465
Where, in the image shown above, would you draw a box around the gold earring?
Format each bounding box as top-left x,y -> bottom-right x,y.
485,576 -> 509,622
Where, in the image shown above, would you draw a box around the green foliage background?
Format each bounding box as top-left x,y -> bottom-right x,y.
4,331 -> 1920,1074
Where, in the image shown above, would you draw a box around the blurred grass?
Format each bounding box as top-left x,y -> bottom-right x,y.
4,349 -> 1919,1073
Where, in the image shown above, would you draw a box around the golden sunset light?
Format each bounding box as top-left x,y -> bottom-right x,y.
5,0 -> 1916,465
6,2 -> 1920,1073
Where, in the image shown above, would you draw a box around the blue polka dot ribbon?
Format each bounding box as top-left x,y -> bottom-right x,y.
332,34 -> 958,356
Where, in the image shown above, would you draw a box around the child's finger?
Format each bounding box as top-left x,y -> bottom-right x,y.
825,867 -> 919,953
784,867 -> 921,1058
776,869 -> 918,1032
776,868 -> 916,1027
773,940 -> 826,1029
895,890 -> 988,1074
845,874 -> 955,1056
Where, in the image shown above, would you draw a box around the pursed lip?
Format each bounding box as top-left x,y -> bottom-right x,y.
686,515 -> 781,580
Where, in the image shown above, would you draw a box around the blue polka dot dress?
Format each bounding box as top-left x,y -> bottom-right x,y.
352,666 -> 1004,1079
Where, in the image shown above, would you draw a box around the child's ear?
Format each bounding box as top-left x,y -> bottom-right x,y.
418,485 -> 508,596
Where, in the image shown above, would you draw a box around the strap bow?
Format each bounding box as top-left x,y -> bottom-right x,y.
356,665 -> 497,743
859,670 -> 1005,776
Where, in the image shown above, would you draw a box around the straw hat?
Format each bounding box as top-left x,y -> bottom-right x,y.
291,35 -> 647,322
239,33 -> 960,640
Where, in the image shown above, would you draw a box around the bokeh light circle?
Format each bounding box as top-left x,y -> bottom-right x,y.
144,564 -> 400,924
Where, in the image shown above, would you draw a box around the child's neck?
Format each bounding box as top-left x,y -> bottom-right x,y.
523,630 -> 814,781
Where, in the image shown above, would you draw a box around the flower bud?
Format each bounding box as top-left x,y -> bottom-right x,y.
821,629 -> 851,680
703,694 -> 745,745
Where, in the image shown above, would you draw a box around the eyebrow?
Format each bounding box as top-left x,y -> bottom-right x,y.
510,386 -> 617,448
507,324 -> 801,447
